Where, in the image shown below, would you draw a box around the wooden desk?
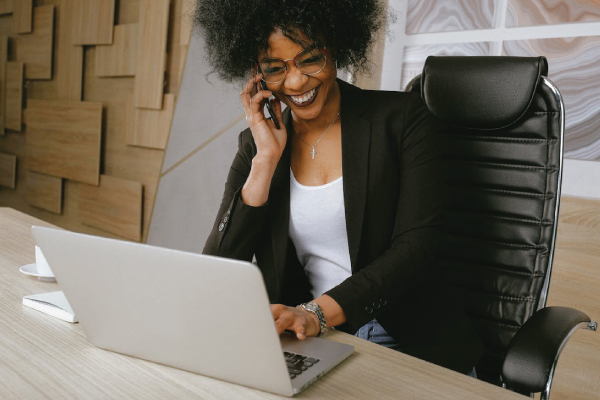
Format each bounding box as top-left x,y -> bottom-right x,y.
0,207 -> 529,399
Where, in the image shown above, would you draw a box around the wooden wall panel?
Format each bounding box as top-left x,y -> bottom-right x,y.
24,99 -> 102,186
0,35 -> 7,135
26,171 -> 62,214
134,0 -> 169,110
0,152 -> 16,188
15,5 -> 54,80
126,93 -> 175,149
71,0 -> 115,45
56,0 -> 84,101
180,0 -> 194,47
0,0 -> 12,15
14,0 -> 32,34
96,23 -> 137,77
79,175 -> 143,241
5,62 -> 23,132
83,47 -> 163,243
0,0 -> 188,244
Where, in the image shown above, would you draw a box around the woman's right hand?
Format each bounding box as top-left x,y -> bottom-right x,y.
238,74 -> 286,207
240,73 -> 287,164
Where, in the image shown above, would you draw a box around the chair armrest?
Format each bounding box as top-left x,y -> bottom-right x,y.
501,306 -> 597,396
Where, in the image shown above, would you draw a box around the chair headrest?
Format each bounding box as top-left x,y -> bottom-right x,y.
421,56 -> 548,130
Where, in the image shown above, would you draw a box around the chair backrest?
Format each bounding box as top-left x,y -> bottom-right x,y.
406,56 -> 564,384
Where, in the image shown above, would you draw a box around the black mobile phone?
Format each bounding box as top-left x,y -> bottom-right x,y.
257,69 -> 281,129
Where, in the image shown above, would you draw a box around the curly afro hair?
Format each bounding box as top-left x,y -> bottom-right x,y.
194,0 -> 386,83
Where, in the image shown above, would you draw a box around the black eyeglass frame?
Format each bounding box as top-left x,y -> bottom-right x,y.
258,46 -> 328,84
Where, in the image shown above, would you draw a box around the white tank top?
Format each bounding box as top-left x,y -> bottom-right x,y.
289,169 -> 352,299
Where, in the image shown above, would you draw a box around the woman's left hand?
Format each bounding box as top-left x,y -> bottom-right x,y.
271,304 -> 320,340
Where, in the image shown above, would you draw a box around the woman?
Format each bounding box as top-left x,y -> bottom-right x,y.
197,0 -> 482,374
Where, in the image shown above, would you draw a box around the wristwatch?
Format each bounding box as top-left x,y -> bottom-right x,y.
298,302 -> 328,336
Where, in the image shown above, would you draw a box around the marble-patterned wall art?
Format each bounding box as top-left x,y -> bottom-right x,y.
506,0 -> 600,27
401,42 -> 492,89
503,36 -> 600,160
406,0 -> 496,34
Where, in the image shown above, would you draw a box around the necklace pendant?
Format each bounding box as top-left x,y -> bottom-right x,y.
310,146 -> 316,160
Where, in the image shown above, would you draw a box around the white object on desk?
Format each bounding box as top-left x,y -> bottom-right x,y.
19,263 -> 56,281
19,245 -> 56,281
22,291 -> 78,323
35,245 -> 54,276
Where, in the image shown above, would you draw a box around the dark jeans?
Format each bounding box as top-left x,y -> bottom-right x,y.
355,319 -> 477,378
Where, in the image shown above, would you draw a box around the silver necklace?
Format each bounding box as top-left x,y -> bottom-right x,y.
296,111 -> 341,160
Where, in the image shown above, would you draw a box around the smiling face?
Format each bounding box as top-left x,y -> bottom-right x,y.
259,29 -> 340,123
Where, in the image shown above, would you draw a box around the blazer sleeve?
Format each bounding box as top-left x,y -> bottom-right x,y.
325,94 -> 444,331
202,128 -> 269,261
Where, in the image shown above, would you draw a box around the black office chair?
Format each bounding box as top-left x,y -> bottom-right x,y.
405,56 -> 597,399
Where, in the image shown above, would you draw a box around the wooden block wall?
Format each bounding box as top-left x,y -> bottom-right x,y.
71,0 -> 115,45
95,23 -> 137,77
15,5 -> 54,80
26,171 -> 62,214
0,1 -> 12,15
0,0 -> 191,242
0,151 -> 16,188
56,0 -> 83,101
126,93 -> 175,149
25,100 -> 102,185
14,0 -> 33,34
79,174 -> 143,241
134,0 -> 170,110
5,61 -> 23,131
0,35 -> 7,134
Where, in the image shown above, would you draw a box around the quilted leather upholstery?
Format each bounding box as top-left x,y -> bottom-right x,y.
406,56 -> 562,385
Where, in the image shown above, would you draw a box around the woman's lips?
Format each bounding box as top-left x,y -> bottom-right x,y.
287,86 -> 319,107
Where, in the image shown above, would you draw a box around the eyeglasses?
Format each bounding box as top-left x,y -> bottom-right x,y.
258,46 -> 327,84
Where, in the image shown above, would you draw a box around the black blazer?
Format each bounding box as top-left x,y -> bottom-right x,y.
204,79 -> 483,373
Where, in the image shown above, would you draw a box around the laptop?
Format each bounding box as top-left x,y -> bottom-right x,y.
31,226 -> 354,396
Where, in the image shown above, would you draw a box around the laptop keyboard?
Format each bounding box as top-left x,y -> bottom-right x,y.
284,351 -> 320,379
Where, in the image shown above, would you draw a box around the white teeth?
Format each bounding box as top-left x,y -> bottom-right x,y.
290,87 -> 317,104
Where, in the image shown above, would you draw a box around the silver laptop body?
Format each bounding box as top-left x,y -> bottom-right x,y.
32,226 -> 354,396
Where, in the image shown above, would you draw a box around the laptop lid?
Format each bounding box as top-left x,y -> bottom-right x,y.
32,226 -> 296,396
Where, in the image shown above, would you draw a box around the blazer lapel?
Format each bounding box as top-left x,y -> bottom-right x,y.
338,80 -> 372,271
269,81 -> 372,276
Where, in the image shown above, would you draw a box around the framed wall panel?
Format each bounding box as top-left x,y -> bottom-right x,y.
0,36 -> 7,135
24,99 -> 102,185
26,171 -> 63,214
126,93 -> 175,149
71,0 -> 115,45
134,0 -> 170,109
56,0 -> 84,101
503,36 -> 600,160
14,0 -> 32,34
79,175 -> 143,241
0,152 -> 17,188
96,23 -> 137,77
401,42 -> 492,89
507,0 -> 600,27
15,5 -> 54,80
406,0 -> 495,34
5,62 -> 24,132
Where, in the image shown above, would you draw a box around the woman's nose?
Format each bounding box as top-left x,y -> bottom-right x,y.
284,65 -> 307,91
